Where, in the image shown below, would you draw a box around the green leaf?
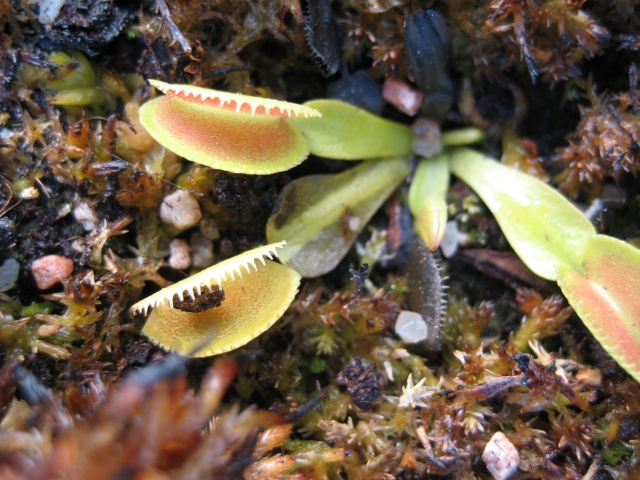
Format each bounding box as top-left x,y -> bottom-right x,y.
48,88 -> 107,107
408,153 -> 450,213
414,196 -> 448,252
449,148 -> 596,280
408,153 -> 450,250
267,157 -> 411,277
47,51 -> 97,90
286,99 -> 414,160
557,235 -> 640,383
441,127 -> 484,146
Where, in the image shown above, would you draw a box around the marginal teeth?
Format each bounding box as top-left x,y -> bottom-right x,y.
130,241 -> 287,315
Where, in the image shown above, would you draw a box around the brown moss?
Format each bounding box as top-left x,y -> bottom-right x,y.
554,82 -> 640,199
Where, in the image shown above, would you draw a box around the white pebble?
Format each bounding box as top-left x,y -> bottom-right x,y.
19,186 -> 39,200
190,233 -> 214,269
160,190 -> 202,230
200,216 -> 220,240
395,310 -> 428,344
440,221 -> 459,258
169,239 -> 192,270
482,432 -> 520,480
348,216 -> 361,232
31,255 -> 74,290
36,0 -> 67,24
73,200 -> 99,232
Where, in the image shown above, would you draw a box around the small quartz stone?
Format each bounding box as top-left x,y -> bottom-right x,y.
395,310 -> 429,344
36,0 -> 67,24
73,200 -> 100,232
18,186 -> 39,200
200,216 -> 220,240
160,190 -> 202,230
482,432 -> 520,480
31,255 -> 74,290
440,220 -> 460,258
190,232 -> 214,269
168,239 -> 191,270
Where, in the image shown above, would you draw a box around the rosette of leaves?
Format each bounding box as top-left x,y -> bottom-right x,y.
136,80 -> 640,382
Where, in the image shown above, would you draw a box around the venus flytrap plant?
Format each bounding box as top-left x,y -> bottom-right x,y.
137,79 -> 640,381
41,51 -> 131,115
130,242 -> 301,357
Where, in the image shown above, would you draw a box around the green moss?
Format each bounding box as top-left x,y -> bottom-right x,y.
603,440 -> 633,466
20,301 -> 55,317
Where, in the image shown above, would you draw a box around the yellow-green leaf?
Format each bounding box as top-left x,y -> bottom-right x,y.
267,158 -> 411,277
286,99 -> 414,160
408,153 -> 450,250
130,242 -> 301,357
47,51 -> 97,90
441,127 -> 484,146
449,148 -> 596,280
557,235 -> 640,382
414,196 -> 448,251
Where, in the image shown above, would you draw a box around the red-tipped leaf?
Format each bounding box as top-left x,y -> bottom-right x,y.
557,235 -> 640,382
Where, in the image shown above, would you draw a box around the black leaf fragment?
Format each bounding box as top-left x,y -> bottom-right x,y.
404,9 -> 453,121
305,0 -> 343,77
327,70 -> 383,114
